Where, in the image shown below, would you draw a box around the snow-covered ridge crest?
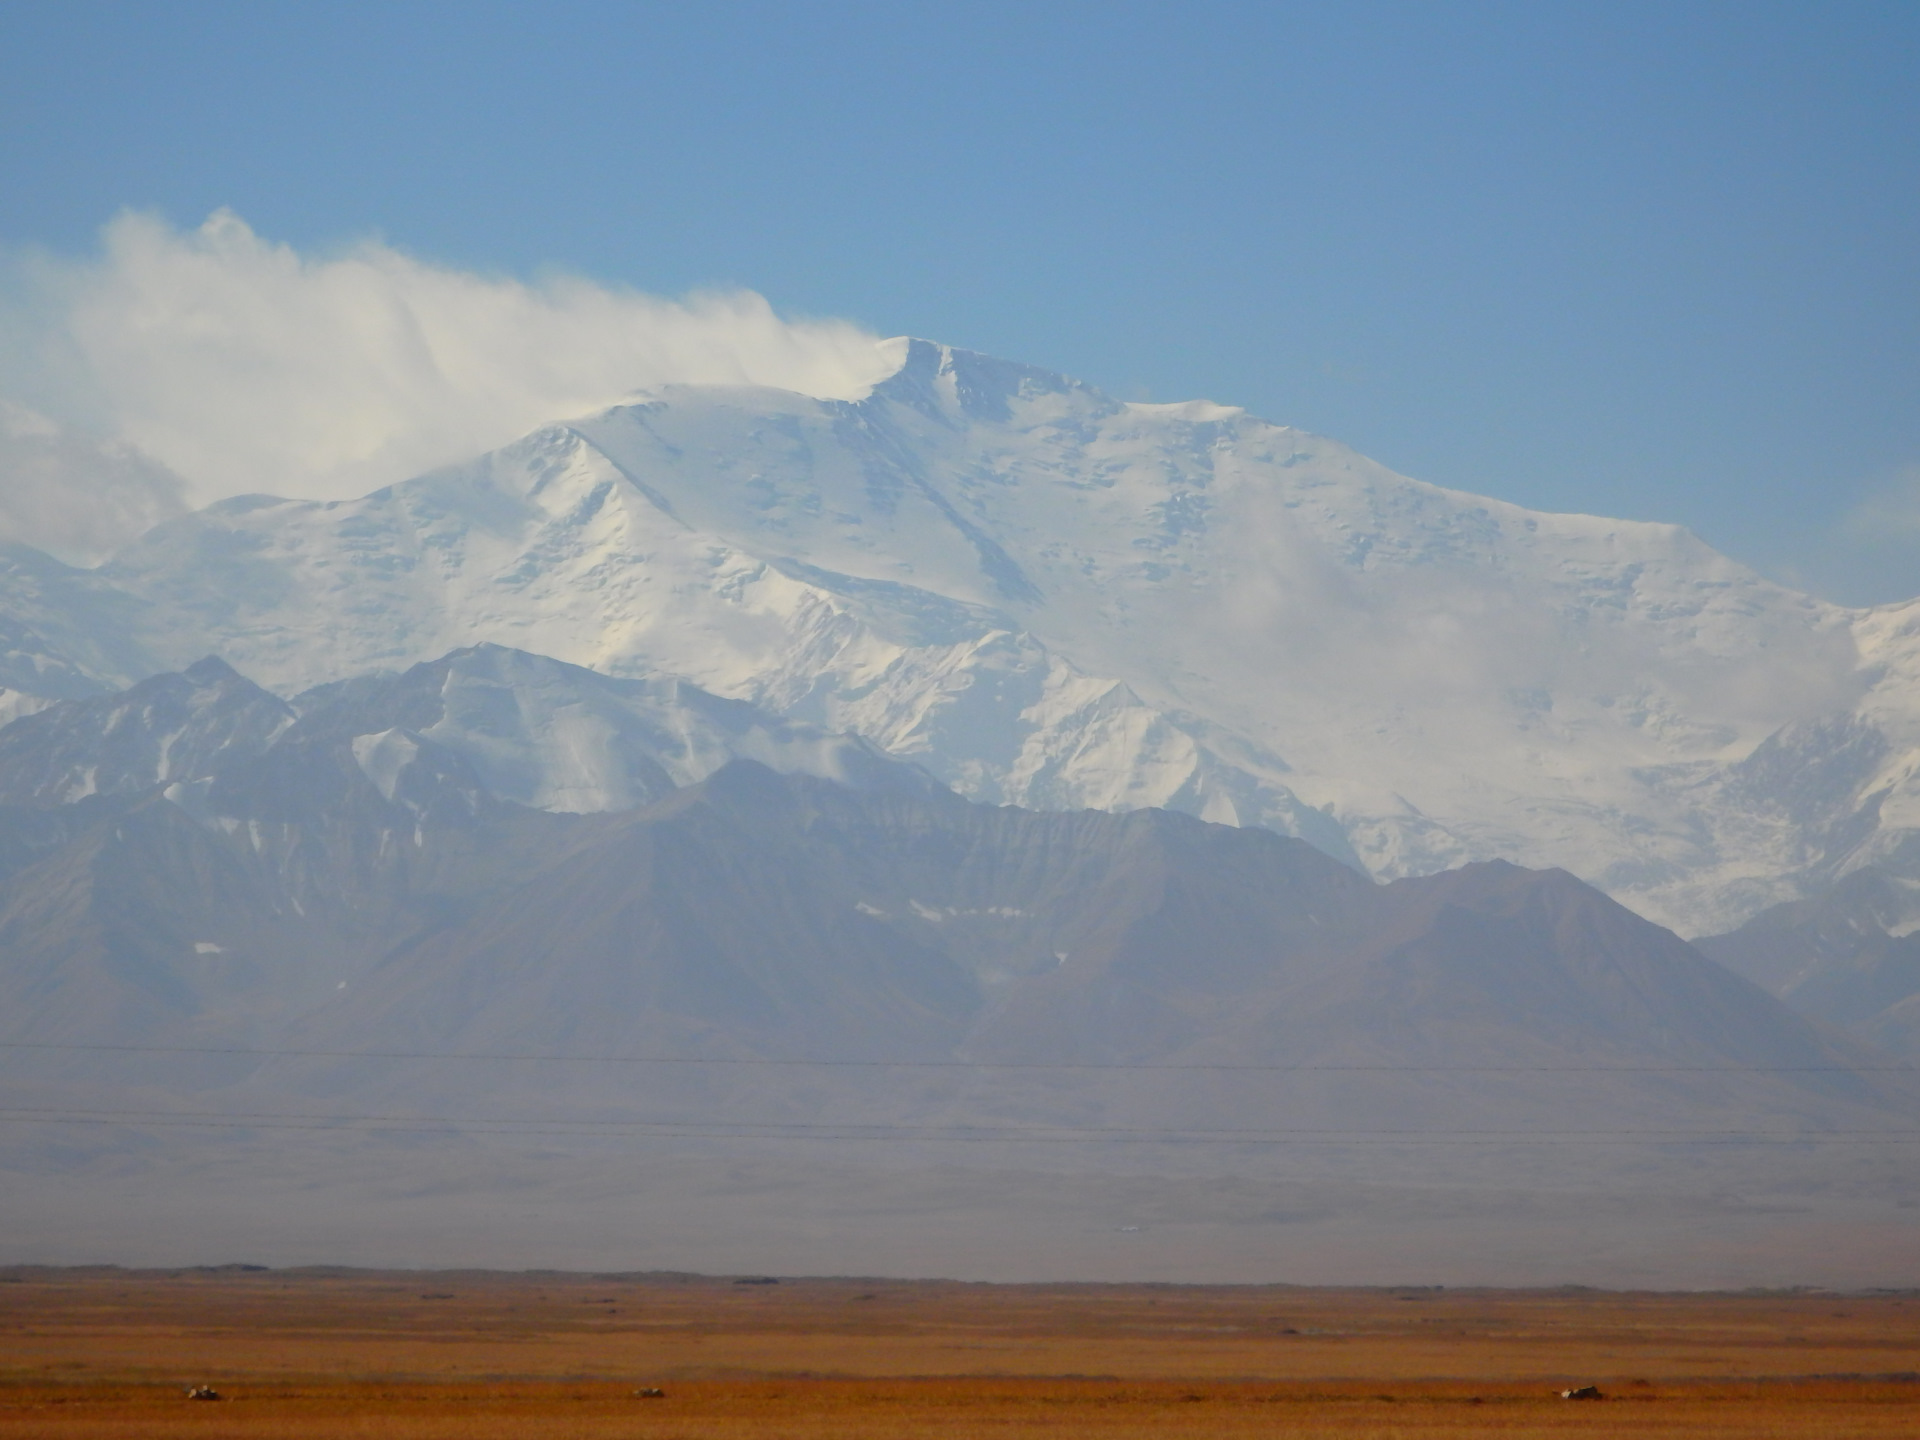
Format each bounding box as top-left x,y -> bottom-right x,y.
0,337 -> 1908,931
0,643 -> 940,827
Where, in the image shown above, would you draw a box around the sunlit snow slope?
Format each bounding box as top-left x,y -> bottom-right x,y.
3,338 -> 1910,932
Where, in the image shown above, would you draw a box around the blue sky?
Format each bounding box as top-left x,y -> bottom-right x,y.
2,0 -> 1916,599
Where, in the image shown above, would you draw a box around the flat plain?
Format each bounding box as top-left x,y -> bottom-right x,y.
2,1266 -> 1917,1437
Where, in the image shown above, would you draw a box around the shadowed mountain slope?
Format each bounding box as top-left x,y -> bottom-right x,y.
1700,867 -> 1920,1055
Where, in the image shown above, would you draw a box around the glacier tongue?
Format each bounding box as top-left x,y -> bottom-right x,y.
2,336 -> 1911,931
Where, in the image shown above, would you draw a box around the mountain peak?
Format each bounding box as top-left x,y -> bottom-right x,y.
181,655 -> 248,685
867,337 -> 1104,424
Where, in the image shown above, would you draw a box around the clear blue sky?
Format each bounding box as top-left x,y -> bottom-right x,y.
3,0 -> 1916,600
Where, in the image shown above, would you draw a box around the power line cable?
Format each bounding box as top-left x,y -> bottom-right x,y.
3,1041 -> 1911,1074
3,1106 -> 1916,1145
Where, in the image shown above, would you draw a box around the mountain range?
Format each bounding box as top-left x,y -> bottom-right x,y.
0,653 -> 1873,1091
0,648 -> 1913,1282
2,338 -> 1917,1282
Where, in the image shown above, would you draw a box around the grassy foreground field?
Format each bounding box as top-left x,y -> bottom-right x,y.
1,1266 -> 1917,1437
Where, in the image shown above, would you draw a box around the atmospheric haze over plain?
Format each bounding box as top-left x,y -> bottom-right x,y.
1,331 -> 1918,1287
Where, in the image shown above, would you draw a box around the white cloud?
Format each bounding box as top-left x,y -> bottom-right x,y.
0,401 -> 189,565
0,210 -> 896,545
1789,464 -> 1920,607
1835,465 -> 1920,545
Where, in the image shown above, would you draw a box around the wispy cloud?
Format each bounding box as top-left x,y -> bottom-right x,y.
0,401 -> 189,565
0,211 -> 894,555
1782,464 -> 1920,607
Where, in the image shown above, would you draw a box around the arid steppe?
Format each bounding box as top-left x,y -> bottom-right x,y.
2,1266 -> 1917,1437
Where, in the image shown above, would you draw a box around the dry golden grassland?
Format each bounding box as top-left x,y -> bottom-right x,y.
1,1266 -> 1917,1436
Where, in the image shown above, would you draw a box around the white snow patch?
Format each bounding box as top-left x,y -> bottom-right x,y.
351,729 -> 421,802
0,689 -> 56,730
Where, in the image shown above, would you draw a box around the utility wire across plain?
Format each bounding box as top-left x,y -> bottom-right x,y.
3,1040 -> 1913,1074
4,1106 -> 1918,1146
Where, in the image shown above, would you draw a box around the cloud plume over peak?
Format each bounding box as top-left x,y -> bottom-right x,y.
0,400 -> 190,566
0,211 -> 896,556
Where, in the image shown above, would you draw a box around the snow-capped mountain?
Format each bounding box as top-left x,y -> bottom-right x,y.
1,337 -> 1914,931
0,643 -> 931,819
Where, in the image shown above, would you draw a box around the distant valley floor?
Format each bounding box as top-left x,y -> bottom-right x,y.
3,1128 -> 1916,1289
